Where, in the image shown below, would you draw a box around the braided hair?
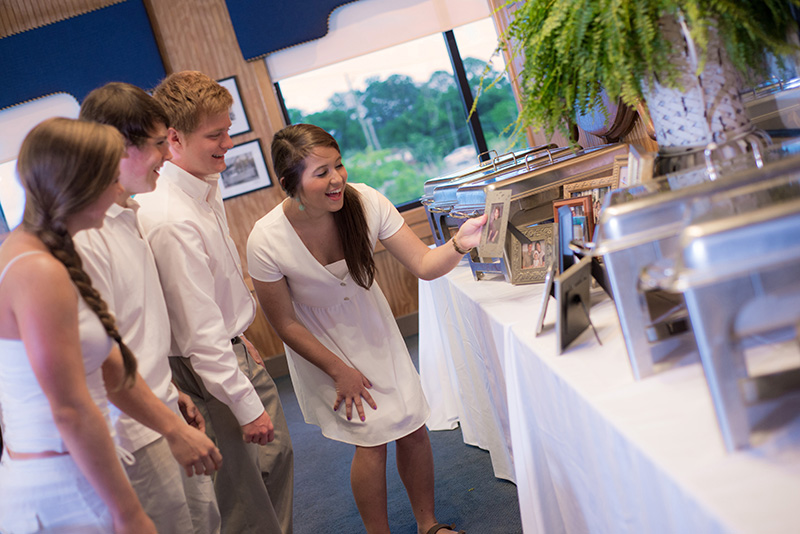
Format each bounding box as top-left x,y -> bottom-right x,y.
272,123 -> 375,289
18,117 -> 137,388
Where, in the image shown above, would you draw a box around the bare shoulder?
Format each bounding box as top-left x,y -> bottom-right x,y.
0,232 -> 74,307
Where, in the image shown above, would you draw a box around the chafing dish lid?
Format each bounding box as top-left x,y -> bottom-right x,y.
452,143 -> 628,212
422,145 -> 556,200
594,148 -> 800,255
670,198 -> 800,289
429,145 -> 575,207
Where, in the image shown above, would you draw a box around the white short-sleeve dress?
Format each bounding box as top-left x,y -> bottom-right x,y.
247,183 -> 429,446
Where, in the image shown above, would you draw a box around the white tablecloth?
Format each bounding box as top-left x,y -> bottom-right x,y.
419,262 -> 800,533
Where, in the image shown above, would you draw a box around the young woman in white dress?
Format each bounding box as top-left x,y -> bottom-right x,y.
247,123 -> 486,534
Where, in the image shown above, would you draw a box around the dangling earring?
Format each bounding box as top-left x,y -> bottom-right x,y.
294,195 -> 305,211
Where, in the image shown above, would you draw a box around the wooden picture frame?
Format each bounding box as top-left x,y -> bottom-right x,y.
508,223 -> 556,284
217,76 -> 252,136
219,139 -> 272,199
563,174 -> 619,222
553,195 -> 594,243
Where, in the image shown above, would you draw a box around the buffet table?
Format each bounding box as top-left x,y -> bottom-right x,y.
419,260 -> 800,534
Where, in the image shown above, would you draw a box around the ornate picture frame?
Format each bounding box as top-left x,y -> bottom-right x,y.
219,139 -> 272,199
217,76 -> 252,136
563,174 -> 620,222
508,223 -> 556,285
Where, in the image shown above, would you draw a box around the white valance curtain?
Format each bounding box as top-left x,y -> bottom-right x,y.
265,0 -> 492,82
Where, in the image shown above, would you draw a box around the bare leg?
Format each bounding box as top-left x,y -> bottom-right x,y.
351,444 -> 390,534
395,426 -> 457,534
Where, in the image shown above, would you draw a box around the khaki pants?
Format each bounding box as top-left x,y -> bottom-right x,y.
170,342 -> 294,534
125,436 -> 221,534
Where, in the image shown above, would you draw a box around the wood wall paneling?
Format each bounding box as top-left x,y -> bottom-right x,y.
0,0 -> 119,37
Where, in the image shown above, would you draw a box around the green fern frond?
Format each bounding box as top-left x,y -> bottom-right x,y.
482,0 -> 800,139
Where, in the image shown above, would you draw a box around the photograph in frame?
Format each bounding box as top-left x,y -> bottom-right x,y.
563,174 -> 620,222
219,139 -> 272,199
478,189 -> 511,258
508,222 -> 556,285
217,76 -> 252,136
553,195 -> 594,243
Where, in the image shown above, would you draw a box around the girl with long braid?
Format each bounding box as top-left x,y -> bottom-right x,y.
0,117 -> 157,534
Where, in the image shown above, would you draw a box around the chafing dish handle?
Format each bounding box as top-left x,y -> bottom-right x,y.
638,257 -> 678,292
478,149 -> 499,169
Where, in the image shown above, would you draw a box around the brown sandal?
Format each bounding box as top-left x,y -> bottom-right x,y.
425,523 -> 465,534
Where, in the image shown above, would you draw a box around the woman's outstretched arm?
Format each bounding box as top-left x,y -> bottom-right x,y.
381,214 -> 487,281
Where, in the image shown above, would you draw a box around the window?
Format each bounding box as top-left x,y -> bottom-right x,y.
277,17 -> 521,207
0,93 -> 80,236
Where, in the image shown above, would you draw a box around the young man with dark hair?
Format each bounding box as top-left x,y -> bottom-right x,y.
76,81 -> 223,534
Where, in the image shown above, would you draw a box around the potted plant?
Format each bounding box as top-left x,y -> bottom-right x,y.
490,0 -> 800,164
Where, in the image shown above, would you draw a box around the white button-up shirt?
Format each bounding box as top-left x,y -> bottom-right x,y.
136,161 -> 262,425
74,198 -> 180,452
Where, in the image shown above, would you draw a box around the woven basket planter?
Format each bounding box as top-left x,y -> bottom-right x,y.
646,14 -> 770,175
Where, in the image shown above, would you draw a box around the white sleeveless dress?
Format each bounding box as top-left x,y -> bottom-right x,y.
247,184 -> 429,446
0,251 -> 116,534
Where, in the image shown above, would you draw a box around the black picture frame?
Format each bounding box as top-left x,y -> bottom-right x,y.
219,139 -> 273,199
217,76 -> 252,136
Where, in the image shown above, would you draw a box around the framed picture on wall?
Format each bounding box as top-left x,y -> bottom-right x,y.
217,76 -> 252,136
219,139 -> 272,199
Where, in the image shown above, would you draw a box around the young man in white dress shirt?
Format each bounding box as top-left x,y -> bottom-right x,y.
75,82 -> 223,534
136,71 -> 294,534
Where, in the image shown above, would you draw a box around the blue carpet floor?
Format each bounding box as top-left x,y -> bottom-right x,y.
275,334 -> 524,533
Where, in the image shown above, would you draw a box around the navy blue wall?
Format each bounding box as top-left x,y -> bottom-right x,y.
0,1 -> 166,110
225,0 -> 355,60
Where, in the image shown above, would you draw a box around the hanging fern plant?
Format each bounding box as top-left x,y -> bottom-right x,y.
488,0 -> 800,140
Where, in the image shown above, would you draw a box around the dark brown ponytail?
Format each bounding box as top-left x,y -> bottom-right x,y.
334,185 -> 374,289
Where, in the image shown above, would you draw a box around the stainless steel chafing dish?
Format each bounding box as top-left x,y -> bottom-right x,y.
594,144 -> 800,380
744,77 -> 800,142
422,145 -> 567,245
642,198 -> 800,451
449,143 -> 630,283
